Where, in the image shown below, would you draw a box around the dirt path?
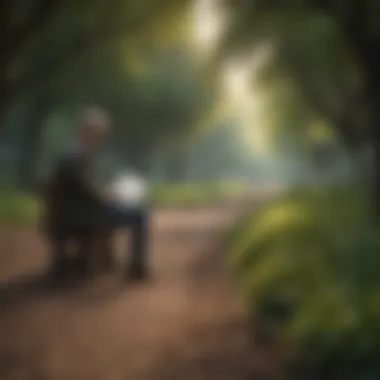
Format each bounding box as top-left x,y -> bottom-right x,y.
0,201 -> 281,380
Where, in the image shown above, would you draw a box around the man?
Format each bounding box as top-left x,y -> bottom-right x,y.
50,107 -> 149,280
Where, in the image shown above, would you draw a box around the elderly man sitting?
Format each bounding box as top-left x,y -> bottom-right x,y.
47,107 -> 149,281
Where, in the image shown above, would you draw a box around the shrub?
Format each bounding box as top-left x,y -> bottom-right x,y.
227,187 -> 380,379
0,186 -> 41,225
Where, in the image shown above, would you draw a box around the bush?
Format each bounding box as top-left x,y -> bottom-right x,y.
227,187 -> 380,379
0,187 -> 41,225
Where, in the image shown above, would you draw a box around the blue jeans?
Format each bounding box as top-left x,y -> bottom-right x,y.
104,202 -> 148,268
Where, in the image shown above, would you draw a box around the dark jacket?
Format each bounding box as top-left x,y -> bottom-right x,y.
48,145 -> 105,232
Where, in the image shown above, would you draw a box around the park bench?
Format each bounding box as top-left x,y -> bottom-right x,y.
40,179 -> 114,281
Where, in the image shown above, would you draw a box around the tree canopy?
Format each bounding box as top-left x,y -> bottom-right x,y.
217,0 -> 378,149
0,0 -> 191,124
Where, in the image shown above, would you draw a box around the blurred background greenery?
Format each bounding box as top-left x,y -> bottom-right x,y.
1,0 -> 380,378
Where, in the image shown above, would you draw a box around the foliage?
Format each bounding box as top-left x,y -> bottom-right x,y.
0,186 -> 41,225
227,188 -> 380,378
0,0 -> 191,122
216,0 -> 375,149
3,35 -> 218,188
1,1 -> 215,189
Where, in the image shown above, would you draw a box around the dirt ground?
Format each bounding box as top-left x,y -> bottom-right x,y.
0,199 -> 284,380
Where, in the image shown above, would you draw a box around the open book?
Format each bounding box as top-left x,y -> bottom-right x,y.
107,172 -> 148,207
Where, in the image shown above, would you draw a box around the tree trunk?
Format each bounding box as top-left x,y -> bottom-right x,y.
365,61 -> 380,216
369,109 -> 380,215
0,75 -> 13,129
16,89 -> 55,191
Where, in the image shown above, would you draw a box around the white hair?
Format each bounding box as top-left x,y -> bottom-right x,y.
79,106 -> 110,131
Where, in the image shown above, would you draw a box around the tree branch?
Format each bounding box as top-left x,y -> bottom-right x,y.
8,2 -> 162,99
9,30 -> 106,98
287,52 -> 365,148
0,0 -> 12,45
309,0 -> 375,147
4,0 -> 188,104
0,0 -> 63,59
309,0 -> 371,72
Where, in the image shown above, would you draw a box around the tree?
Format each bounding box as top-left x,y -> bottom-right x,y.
0,0 -> 190,126
218,0 -> 380,209
2,4 -> 215,188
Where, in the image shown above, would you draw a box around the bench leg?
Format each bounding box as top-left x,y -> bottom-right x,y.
75,233 -> 114,277
49,233 -> 115,281
75,238 -> 93,276
50,243 -> 71,282
97,231 -> 115,272
50,239 -> 91,280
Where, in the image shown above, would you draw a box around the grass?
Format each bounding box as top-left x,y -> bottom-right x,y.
0,181 -> 248,225
227,187 -> 380,378
149,181 -> 247,207
0,186 -> 41,225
